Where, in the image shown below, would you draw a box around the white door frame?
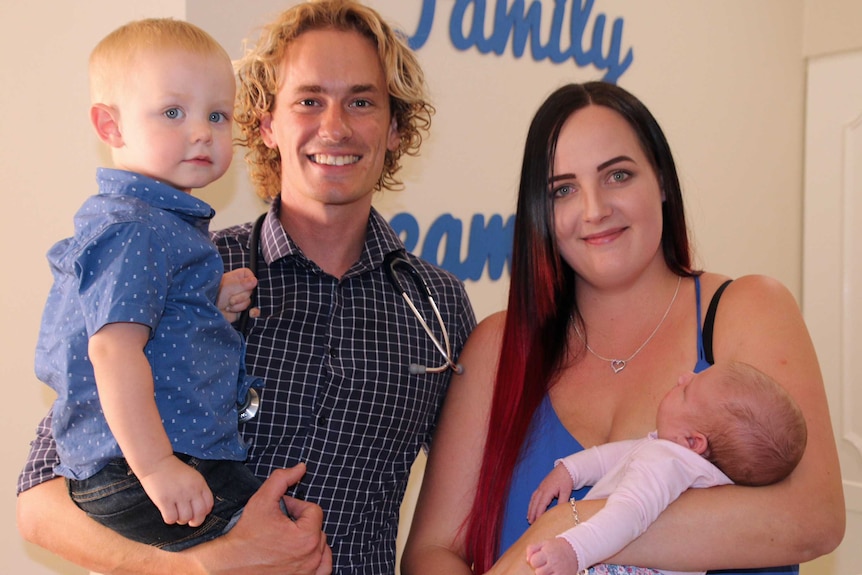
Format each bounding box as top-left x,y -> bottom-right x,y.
803,49 -> 862,575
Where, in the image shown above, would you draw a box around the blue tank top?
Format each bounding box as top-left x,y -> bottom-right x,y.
499,276 -> 797,575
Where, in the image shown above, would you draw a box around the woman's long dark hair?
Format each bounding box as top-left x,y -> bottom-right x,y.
464,82 -> 697,572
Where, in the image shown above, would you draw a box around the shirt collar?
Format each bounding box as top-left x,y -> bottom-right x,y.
96,168 -> 215,221
257,198 -> 405,277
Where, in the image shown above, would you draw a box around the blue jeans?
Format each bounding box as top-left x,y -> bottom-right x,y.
68,454 -> 261,551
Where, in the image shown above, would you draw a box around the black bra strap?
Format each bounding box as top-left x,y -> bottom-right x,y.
703,279 -> 733,365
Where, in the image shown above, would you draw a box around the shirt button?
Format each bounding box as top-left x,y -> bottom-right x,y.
318,415 -> 328,426
329,347 -> 338,358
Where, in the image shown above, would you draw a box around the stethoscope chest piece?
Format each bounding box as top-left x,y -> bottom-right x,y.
238,387 -> 260,423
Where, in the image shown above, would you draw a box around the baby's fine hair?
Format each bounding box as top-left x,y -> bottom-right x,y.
234,0 -> 434,200
706,361 -> 807,486
89,18 -> 231,105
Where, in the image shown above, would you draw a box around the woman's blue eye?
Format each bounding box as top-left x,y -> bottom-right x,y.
553,185 -> 574,198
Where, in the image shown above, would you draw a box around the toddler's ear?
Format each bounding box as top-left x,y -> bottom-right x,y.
90,103 -> 123,148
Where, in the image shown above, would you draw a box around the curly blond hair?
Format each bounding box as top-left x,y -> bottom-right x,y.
234,0 -> 434,200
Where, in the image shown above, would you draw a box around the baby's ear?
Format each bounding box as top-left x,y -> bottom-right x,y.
90,103 -> 123,148
687,432 -> 709,456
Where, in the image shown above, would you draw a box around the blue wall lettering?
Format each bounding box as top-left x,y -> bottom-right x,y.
408,0 -> 633,83
390,213 -> 515,281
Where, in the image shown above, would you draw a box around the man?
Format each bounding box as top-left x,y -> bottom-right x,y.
17,2 -> 476,574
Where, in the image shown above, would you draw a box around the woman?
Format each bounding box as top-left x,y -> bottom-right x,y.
401,82 -> 844,575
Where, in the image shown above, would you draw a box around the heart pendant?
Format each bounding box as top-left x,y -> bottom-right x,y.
610,360 -> 626,374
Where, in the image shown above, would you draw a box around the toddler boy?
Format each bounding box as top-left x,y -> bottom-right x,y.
35,18 -> 262,551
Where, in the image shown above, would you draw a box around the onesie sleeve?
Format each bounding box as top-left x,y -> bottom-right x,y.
560,438 -> 732,571
557,438 -> 642,489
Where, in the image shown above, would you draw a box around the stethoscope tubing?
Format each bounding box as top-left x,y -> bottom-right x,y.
384,252 -> 463,375
399,290 -> 461,374
237,213 -> 266,336
237,214 -> 461,376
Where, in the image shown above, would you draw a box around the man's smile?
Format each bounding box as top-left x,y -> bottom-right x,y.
309,153 -> 361,166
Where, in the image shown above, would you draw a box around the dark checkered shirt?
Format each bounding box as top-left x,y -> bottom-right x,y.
19,203 -> 476,575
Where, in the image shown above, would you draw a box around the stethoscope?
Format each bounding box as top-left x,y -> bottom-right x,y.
383,251 -> 464,375
236,213 -> 462,381
235,214 -> 267,423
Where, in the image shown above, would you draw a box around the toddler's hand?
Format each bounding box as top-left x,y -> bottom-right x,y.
218,267 -> 259,321
138,455 -> 214,527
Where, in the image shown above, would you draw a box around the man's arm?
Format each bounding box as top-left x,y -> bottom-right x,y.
18,478 -> 192,575
18,466 -> 331,575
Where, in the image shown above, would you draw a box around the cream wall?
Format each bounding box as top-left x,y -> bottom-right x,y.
0,1 -> 844,574
803,0 -> 862,57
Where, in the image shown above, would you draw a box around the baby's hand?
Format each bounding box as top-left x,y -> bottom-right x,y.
138,455 -> 214,527
526,537 -> 582,575
527,465 -> 574,524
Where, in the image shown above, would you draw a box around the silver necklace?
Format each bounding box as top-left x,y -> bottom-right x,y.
576,276 -> 682,374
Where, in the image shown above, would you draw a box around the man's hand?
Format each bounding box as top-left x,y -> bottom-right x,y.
189,463 -> 332,575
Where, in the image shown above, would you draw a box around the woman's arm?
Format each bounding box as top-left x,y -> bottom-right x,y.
402,314 -> 610,575
401,313 -> 505,575
605,275 -> 845,570
490,276 -> 845,575
17,466 -> 331,575
490,500 -> 605,575
490,275 -> 845,574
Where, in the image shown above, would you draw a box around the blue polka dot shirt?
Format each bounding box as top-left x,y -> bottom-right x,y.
35,168 -> 259,480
